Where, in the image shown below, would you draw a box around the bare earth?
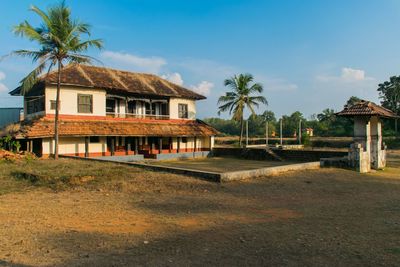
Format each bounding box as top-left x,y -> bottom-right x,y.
0,151 -> 399,266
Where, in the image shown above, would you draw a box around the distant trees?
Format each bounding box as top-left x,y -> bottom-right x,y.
217,74 -> 267,147
208,96 -> 363,138
378,76 -> 400,133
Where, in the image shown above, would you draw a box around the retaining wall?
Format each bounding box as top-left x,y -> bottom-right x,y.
211,148 -> 279,161
272,149 -> 348,162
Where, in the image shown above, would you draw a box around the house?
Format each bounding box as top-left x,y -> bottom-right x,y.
304,128 -> 313,137
0,107 -> 23,128
3,64 -> 218,159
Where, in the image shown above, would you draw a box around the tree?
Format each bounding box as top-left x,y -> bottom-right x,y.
378,76 -> 400,133
345,96 -> 362,108
218,74 -> 267,147
12,2 -> 103,159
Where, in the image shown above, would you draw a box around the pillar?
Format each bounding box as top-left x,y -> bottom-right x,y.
126,140 -> 131,155
168,137 -> 172,153
177,137 -> 180,153
134,137 -> 139,155
111,137 -> 115,156
85,137 -> 89,158
159,137 -> 162,154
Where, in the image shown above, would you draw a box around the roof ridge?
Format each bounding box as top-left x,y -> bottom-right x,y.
76,64 -> 94,86
106,68 -> 128,90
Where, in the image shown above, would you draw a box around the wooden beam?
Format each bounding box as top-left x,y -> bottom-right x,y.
159,137 -> 162,154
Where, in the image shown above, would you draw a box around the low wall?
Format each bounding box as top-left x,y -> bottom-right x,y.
154,151 -> 210,160
272,149 -> 348,162
211,148 -> 279,161
220,162 -> 321,182
92,154 -> 144,162
212,147 -> 347,162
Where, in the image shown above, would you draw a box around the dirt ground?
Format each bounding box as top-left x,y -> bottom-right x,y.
0,151 -> 399,266
154,157 -> 297,173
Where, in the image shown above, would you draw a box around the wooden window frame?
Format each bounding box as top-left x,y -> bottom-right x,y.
178,104 -> 188,119
77,94 -> 93,114
50,100 -> 58,110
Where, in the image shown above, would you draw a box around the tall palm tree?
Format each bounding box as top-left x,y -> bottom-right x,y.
218,74 -> 267,147
12,2 -> 103,159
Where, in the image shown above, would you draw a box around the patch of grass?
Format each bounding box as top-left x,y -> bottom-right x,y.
386,248 -> 400,255
0,158 -> 145,193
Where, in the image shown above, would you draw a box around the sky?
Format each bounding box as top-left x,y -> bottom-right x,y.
1,0 -> 400,119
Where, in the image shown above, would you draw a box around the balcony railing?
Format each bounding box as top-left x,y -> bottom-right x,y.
106,112 -> 170,120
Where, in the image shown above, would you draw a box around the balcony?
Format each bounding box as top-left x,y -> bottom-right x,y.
106,112 -> 170,120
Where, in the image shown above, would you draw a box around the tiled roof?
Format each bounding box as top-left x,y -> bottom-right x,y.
1,117 -> 218,139
10,64 -> 206,100
336,100 -> 398,118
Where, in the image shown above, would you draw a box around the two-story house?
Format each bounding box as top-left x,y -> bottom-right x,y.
6,64 -> 218,160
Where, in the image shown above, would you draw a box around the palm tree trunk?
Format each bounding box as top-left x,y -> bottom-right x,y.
239,117 -> 244,148
54,61 -> 61,160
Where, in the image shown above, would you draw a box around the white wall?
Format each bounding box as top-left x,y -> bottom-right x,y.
45,86 -> 106,116
169,98 -> 196,120
42,137 -> 107,155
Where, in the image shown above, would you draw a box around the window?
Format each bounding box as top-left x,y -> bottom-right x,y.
106,98 -> 115,113
181,137 -> 188,143
50,100 -> 58,110
78,94 -> 93,113
178,104 -> 188,119
90,136 -> 100,143
127,101 -> 136,114
26,97 -> 45,114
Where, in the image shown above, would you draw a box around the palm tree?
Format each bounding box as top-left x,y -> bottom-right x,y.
12,2 -> 103,159
218,74 -> 267,147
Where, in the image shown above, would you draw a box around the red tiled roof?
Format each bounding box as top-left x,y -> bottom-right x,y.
336,100 -> 398,118
1,117 -> 218,139
10,64 -> 206,100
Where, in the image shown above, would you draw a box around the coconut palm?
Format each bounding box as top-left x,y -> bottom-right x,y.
12,2 -> 103,159
218,74 -> 267,147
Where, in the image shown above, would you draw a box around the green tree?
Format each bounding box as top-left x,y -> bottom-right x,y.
11,2 -> 103,159
218,74 -> 267,147
345,96 -> 362,108
378,76 -> 400,133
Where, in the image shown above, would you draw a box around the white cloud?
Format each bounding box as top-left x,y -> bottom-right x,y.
0,71 -> 8,92
190,81 -> 214,96
100,51 -> 167,74
261,77 -> 298,92
161,72 -> 184,86
316,67 -> 374,83
341,67 -> 366,81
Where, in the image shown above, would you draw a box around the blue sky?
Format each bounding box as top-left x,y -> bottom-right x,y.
1,0 -> 400,119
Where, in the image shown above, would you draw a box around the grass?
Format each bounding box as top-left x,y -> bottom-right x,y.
0,158 -> 150,193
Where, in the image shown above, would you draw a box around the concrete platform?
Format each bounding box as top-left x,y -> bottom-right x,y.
62,155 -> 320,183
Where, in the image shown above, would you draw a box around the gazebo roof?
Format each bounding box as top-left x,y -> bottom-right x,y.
336,100 -> 399,118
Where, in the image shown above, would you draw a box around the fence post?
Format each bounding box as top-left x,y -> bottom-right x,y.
266,122 -> 269,147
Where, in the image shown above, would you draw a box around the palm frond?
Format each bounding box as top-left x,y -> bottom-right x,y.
20,61 -> 47,94
30,5 -> 51,28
